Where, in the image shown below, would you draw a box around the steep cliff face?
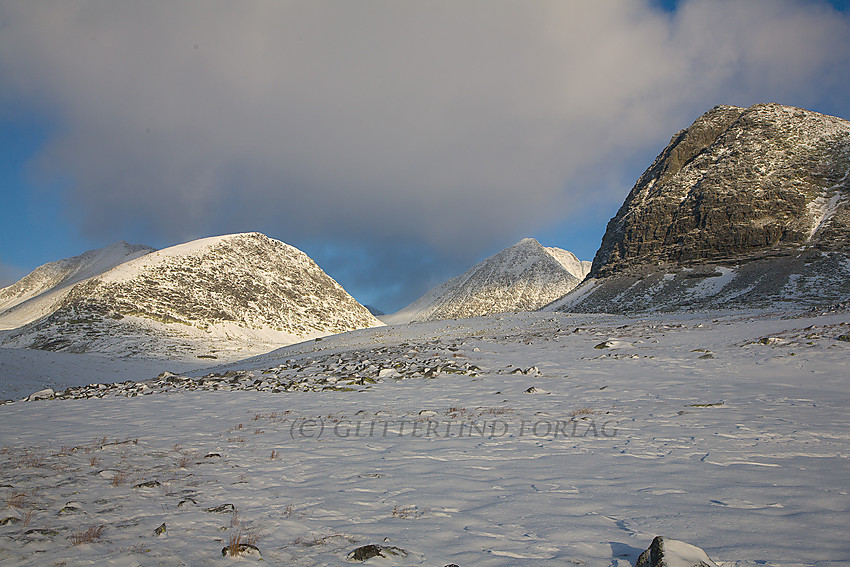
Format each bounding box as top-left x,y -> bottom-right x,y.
1,233 -> 383,359
551,103 -> 850,313
385,238 -> 590,323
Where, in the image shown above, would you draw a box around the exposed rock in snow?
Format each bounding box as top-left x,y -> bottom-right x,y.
550,103 -> 850,312
636,536 -> 719,567
349,544 -> 407,561
25,388 -> 54,401
0,233 -> 382,360
385,238 -> 590,323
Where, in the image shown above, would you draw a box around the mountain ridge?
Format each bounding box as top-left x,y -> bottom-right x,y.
549,102 -> 850,313
0,241 -> 156,330
385,238 -> 590,324
0,233 -> 383,360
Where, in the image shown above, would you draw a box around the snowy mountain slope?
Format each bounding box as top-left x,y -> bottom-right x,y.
1,308 -> 849,565
0,241 -> 155,330
545,245 -> 592,279
384,238 -> 590,324
551,103 -> 850,313
0,233 -> 383,360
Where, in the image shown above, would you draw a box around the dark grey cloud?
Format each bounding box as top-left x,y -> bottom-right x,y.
1,0 -> 849,310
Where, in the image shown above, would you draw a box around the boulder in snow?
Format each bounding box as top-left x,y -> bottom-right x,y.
26,388 -> 54,401
636,536 -> 719,567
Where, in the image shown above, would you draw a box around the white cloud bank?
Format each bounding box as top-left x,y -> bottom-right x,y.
1,0 -> 849,303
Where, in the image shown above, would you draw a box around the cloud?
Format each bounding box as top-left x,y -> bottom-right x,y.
1,0 -> 849,308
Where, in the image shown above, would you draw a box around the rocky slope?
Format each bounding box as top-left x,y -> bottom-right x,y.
0,233 -> 382,360
550,103 -> 850,313
385,238 -> 590,323
0,241 -> 156,330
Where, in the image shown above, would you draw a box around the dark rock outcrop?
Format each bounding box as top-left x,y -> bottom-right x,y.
551,103 -> 850,312
635,536 -> 719,567
348,544 -> 407,561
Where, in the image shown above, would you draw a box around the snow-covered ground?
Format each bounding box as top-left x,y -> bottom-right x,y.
0,348 -> 210,401
1,309 -> 849,566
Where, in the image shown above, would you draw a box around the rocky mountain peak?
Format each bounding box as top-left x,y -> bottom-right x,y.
550,103 -> 850,312
1,233 -> 383,360
385,238 -> 590,323
592,103 -> 850,279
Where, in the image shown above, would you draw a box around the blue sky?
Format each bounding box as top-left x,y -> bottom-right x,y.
2,0 -> 850,312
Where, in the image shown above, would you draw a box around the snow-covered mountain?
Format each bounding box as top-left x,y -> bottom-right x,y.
549,103 -> 850,313
0,241 -> 155,330
384,238 -> 590,324
0,233 -> 383,360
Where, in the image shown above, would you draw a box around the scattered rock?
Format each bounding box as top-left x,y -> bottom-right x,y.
350,544 -> 383,561
698,353 -> 715,359
524,387 -> 547,394
205,503 -> 236,514
636,536 -> 719,567
15,341 -> 484,401
153,522 -> 166,536
837,334 -> 850,342
594,340 -> 632,349
26,388 -> 55,401
57,503 -> 81,515
348,544 -> 407,561
97,469 -> 122,479
25,528 -> 61,537
134,480 -> 161,489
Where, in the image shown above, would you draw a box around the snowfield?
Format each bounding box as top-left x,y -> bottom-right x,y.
1,309 -> 849,566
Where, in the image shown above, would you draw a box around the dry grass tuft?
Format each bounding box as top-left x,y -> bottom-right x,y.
15,451 -> 45,469
111,471 -> 130,487
224,529 -> 259,557
70,525 -> 106,545
391,505 -> 417,519
5,488 -> 38,509
569,407 -> 599,417
482,407 -> 514,415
